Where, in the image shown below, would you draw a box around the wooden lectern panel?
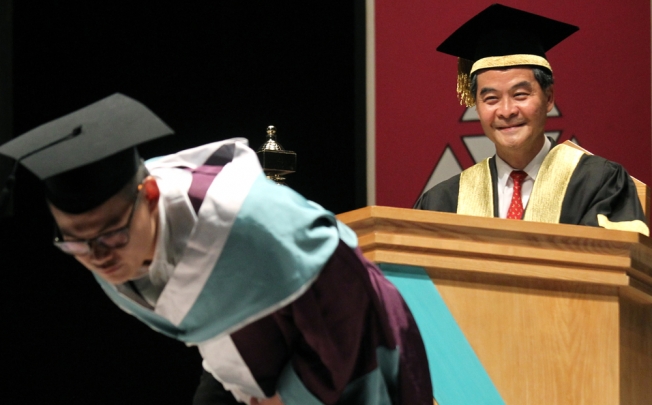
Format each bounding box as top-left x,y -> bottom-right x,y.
338,206 -> 652,405
620,297 -> 652,404
435,278 -> 620,404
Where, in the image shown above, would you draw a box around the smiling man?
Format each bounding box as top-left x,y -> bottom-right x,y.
416,4 -> 648,235
0,94 -> 432,405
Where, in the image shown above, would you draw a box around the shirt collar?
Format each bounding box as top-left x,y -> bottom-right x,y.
495,136 -> 551,188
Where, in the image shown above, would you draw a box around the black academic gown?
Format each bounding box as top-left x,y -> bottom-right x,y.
415,151 -> 647,228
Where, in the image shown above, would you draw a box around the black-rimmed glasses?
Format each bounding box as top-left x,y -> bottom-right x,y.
53,185 -> 143,256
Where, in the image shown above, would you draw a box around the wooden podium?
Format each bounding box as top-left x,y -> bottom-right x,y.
337,206 -> 652,405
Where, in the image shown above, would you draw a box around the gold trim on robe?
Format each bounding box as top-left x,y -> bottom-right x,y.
457,158 -> 493,217
457,144 -> 583,222
523,144 -> 584,223
597,214 -> 650,236
457,143 -> 648,235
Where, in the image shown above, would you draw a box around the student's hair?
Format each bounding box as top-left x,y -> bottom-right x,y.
116,160 -> 150,202
469,66 -> 554,102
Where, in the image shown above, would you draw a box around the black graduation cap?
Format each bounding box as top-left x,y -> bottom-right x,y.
436,3 -> 579,107
0,93 -> 173,213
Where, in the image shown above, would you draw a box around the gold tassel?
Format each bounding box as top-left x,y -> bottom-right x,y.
456,58 -> 475,107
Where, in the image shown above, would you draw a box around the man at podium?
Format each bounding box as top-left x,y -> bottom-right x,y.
415,4 -> 648,236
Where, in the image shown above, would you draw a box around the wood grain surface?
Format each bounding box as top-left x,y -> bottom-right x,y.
338,207 -> 652,404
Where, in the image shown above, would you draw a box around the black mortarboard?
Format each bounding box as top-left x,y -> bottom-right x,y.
0,93 -> 173,213
436,3 -> 578,107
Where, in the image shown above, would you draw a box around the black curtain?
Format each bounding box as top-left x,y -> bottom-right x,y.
2,2 -> 361,403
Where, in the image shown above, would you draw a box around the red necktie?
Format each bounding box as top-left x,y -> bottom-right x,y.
507,170 -> 527,220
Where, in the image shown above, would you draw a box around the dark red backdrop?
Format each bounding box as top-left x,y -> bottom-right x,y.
374,0 -> 651,207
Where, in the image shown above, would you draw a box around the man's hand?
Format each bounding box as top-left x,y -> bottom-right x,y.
250,393 -> 284,405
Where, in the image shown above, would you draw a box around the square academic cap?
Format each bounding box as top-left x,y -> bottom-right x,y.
0,93 -> 173,213
436,3 -> 578,107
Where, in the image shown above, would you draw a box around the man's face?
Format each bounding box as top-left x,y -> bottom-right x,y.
50,183 -> 159,285
475,67 -> 554,167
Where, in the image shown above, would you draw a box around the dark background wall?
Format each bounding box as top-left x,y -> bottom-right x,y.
1,2 -> 361,403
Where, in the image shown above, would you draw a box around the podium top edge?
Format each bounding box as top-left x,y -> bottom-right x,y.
336,205 -> 648,245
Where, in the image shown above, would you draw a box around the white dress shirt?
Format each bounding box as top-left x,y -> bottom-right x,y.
495,137 -> 551,219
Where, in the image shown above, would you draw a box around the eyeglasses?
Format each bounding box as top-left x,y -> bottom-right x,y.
53,185 -> 143,256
